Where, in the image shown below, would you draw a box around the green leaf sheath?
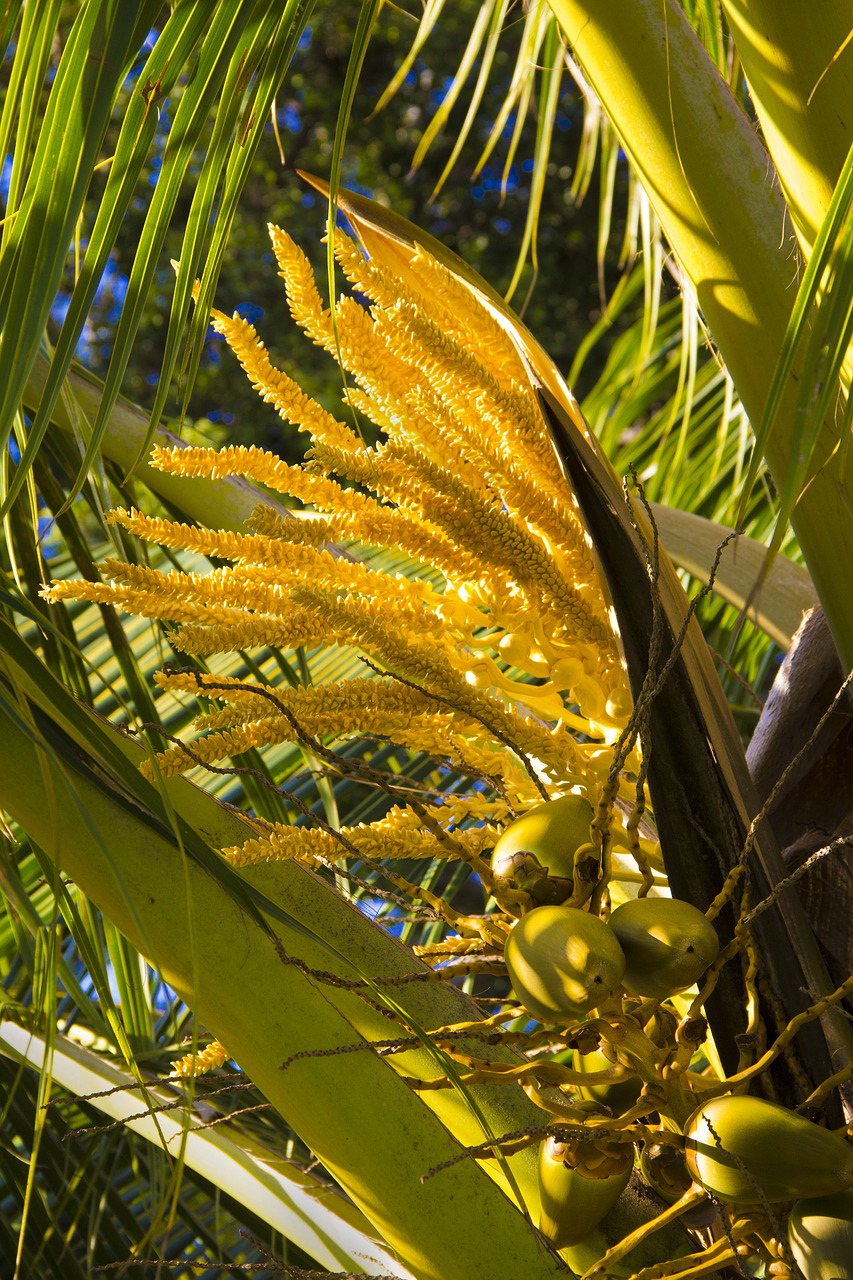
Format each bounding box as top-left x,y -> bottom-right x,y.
720,0 -> 853,252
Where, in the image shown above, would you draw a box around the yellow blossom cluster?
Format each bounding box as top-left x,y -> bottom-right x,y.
44,222 -> 641,917
170,1039 -> 230,1078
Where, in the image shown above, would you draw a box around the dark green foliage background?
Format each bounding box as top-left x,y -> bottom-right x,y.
72,3 -> 628,459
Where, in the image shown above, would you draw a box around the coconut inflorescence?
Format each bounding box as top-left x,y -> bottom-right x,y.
47,218 -> 853,1280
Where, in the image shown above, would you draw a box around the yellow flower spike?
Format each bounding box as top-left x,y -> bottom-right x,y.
376,459 -> 612,651
336,388 -> 482,486
306,288 -> 584,583
208,307 -> 360,451
44,575 -> 255,629
175,615 -> 333,658
332,229 -> 405,311
254,499 -> 485,587
406,246 -> 527,385
334,232 -> 523,390
271,226 -> 425,414
335,298 -> 433,412
148,670 -> 542,795
395,394 -> 587,565
374,297 -> 533,439
268,223 -> 332,348
390,439 -> 591,592
151,443 -> 374,519
389,727 -> 533,792
374,301 -> 591,545
153,440 -> 488,590
312,438 -> 490,531
221,817 -> 492,872
105,506 -> 333,560
171,1039 -> 230,1078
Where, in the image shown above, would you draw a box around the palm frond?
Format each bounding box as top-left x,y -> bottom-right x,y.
1,1023 -> 407,1276
0,2 -> 316,519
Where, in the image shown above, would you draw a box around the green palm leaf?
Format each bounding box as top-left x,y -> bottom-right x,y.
0,1023 -> 410,1276
0,0 -> 163,514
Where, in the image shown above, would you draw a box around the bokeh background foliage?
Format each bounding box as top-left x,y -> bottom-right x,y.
0,1 -> 850,1276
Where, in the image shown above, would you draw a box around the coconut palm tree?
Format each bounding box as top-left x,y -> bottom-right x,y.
1,3 -> 851,1278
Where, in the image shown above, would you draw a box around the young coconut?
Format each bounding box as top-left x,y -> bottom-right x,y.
684,1096 -> 853,1205
788,1187 -> 853,1279
571,1046 -> 643,1111
538,1135 -> 632,1249
491,795 -> 594,908
608,897 -> 719,999
639,1142 -> 694,1205
504,904 -> 626,1023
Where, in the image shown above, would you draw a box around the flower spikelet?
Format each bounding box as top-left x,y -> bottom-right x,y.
375,300 -> 559,487
151,444 -> 371,516
335,232 -> 522,387
171,1040 -> 230,1078
106,508 -> 335,559
171,612 -> 333,657
268,224 -> 331,346
377,439 -> 613,650
209,307 -> 360,451
224,814 -> 491,871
